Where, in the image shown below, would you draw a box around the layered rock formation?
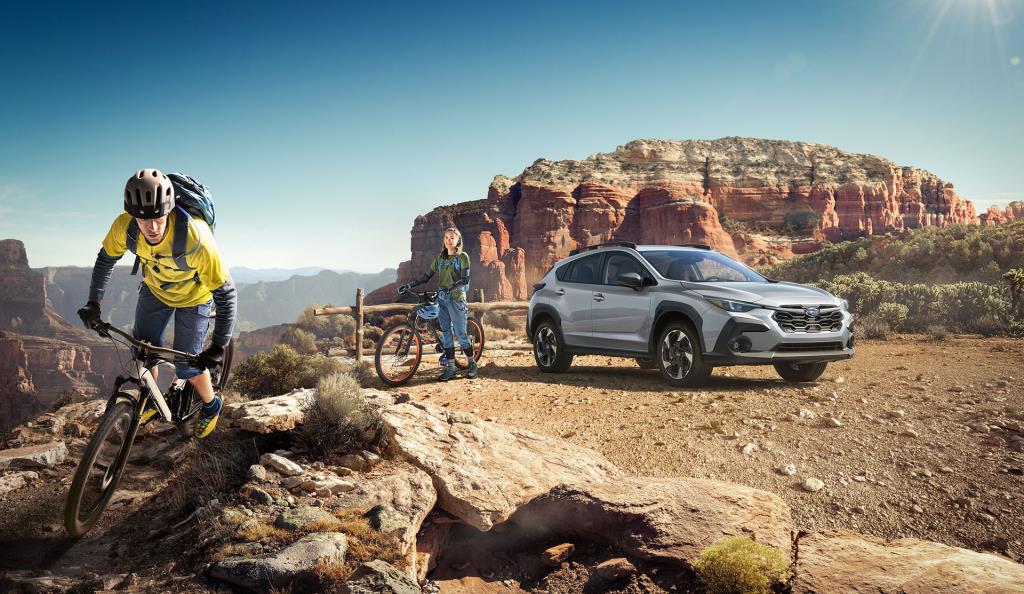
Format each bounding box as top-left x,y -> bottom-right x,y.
0,240 -> 118,432
370,138 -> 985,303
979,200 -> 1024,225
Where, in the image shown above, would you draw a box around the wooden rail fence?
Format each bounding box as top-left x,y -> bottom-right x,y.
314,288 -> 528,361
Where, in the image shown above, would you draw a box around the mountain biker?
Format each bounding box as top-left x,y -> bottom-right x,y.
397,226 -> 477,381
77,169 -> 237,438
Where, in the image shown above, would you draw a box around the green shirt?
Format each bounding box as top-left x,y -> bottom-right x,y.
431,251 -> 470,301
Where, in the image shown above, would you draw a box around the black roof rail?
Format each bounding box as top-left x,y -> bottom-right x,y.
675,243 -> 711,250
569,241 -> 637,256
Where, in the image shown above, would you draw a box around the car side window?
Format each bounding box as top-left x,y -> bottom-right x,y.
555,263 -> 571,281
565,253 -> 604,284
603,252 -> 645,285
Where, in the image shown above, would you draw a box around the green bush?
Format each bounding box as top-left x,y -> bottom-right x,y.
231,345 -> 345,399
296,305 -> 356,341
693,536 -> 791,594
781,210 -> 820,236
298,373 -> 387,459
875,302 -> 909,330
280,326 -> 318,355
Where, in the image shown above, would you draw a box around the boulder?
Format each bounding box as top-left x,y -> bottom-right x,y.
543,543 -> 575,567
211,532 -> 347,591
342,560 -> 420,594
379,399 -> 619,531
596,557 -> 636,580
511,477 -> 793,565
222,388 -> 315,433
275,506 -> 340,531
0,470 -> 39,495
793,531 -> 1024,593
260,452 -> 302,477
0,441 -> 68,470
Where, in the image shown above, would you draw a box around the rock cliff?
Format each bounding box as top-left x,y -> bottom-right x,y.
370,138 -> 985,304
0,240 -> 118,432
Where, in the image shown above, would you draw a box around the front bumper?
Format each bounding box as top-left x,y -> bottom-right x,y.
702,306 -> 855,366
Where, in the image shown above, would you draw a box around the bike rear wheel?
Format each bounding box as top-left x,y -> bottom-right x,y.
64,398 -> 139,538
453,316 -> 485,369
375,324 -> 422,386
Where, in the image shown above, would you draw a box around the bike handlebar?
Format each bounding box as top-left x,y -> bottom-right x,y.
90,321 -> 200,365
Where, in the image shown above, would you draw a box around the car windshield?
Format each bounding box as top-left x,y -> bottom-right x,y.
639,249 -> 767,283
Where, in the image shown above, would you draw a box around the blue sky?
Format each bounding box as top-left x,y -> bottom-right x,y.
1,0 -> 1021,271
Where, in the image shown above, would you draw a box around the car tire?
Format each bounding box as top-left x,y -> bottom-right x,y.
773,361 -> 828,382
532,319 -> 573,373
656,321 -> 711,387
635,358 -> 658,369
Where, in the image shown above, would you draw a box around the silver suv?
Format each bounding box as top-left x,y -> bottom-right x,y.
527,242 -> 854,387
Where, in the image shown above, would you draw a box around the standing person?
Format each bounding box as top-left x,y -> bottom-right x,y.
398,226 -> 477,381
77,169 -> 237,438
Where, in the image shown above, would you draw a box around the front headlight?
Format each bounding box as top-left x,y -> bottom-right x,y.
703,296 -> 761,312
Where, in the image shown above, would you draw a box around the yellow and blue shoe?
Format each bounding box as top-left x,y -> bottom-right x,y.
193,396 -> 222,439
139,400 -> 159,426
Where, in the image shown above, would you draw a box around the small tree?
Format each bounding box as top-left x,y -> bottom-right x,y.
694,536 -> 791,594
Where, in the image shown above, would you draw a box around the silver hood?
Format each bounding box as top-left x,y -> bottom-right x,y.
677,280 -> 841,308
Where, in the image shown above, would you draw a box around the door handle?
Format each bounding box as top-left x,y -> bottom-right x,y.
593,293 -> 605,302
555,289 -> 565,296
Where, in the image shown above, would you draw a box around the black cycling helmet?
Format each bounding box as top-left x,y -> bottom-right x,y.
124,168 -> 175,219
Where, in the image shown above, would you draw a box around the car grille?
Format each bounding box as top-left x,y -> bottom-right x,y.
774,341 -> 845,352
773,306 -> 843,333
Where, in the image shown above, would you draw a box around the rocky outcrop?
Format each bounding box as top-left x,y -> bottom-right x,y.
979,200 -> 1024,226
211,532 -> 348,591
0,332 -> 41,433
234,324 -> 291,363
370,138 -> 986,303
793,531 -> 1024,593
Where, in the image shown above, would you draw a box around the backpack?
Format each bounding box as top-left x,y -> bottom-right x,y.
126,173 -> 216,289
436,252 -> 470,298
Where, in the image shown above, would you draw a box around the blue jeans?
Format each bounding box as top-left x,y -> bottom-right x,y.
134,284 -> 213,379
437,295 -> 471,351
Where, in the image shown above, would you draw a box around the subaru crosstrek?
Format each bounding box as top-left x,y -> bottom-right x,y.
527,242 -> 854,387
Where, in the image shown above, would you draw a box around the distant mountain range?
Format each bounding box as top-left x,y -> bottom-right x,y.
229,266 -> 358,284
40,266 -> 396,332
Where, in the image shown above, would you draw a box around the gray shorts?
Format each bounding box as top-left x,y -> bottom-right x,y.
133,284 -> 213,379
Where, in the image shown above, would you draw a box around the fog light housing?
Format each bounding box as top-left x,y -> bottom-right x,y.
846,335 -> 855,349
729,335 -> 752,353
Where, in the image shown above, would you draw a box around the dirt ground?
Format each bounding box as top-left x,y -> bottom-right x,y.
399,334 -> 1024,563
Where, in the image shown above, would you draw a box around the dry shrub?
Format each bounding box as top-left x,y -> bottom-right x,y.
298,373 -> 387,459
380,314 -> 407,329
340,361 -> 376,388
926,324 -> 949,341
280,326 -> 318,355
333,509 -> 405,567
167,437 -> 257,515
483,326 -> 515,342
858,315 -> 890,339
231,345 -> 345,399
483,310 -> 521,331
693,536 -> 791,594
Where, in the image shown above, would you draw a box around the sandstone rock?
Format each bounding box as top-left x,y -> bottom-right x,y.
369,138 -> 984,303
275,506 -> 339,531
260,453 -> 303,477
220,508 -> 246,527
223,388 -> 315,433
339,453 -> 369,472
543,543 -> 575,567
511,478 -> 793,565
778,463 -> 797,476
379,399 -> 619,531
315,476 -> 357,494
803,478 -> 825,492
247,464 -> 268,481
0,470 -> 38,495
211,532 -> 347,591
793,531 -> 1024,593
343,560 -> 420,594
414,519 -> 452,583
240,484 -> 274,506
596,557 -> 637,580
0,441 -> 68,469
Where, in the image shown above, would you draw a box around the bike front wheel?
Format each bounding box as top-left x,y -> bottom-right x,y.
375,324 -> 422,386
454,316 -> 485,369
64,397 -> 139,538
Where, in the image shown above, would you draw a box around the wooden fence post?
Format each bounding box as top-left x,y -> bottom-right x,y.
355,288 -> 364,362
475,288 -> 485,303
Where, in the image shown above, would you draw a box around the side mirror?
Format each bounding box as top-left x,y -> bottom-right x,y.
617,272 -> 643,290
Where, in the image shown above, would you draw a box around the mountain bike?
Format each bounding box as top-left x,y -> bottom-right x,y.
63,321 -> 233,538
374,288 -> 484,386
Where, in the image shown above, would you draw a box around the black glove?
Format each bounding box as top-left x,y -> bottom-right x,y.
77,301 -> 101,329
195,344 -> 225,370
